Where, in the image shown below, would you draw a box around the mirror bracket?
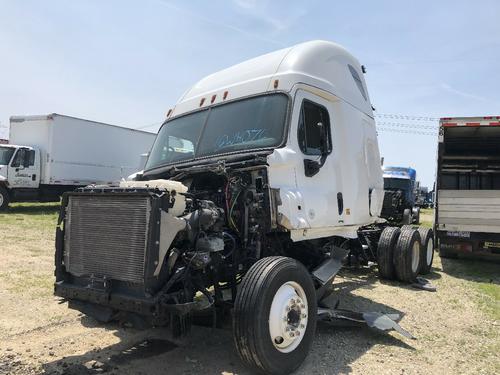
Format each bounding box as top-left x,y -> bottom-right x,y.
304,159 -> 321,177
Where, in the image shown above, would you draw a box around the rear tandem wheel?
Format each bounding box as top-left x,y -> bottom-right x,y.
393,228 -> 421,282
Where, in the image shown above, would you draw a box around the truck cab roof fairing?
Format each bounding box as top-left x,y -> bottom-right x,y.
171,40 -> 372,119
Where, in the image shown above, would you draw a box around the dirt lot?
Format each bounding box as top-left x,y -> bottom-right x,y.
0,204 -> 498,375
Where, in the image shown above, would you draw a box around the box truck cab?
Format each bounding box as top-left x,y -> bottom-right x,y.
55,41 -> 432,375
0,145 -> 40,187
0,144 -> 40,208
0,114 -> 155,210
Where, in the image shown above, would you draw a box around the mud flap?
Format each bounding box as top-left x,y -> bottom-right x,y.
317,306 -> 415,339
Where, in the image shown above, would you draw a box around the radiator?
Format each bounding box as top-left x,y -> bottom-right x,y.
64,195 -> 151,284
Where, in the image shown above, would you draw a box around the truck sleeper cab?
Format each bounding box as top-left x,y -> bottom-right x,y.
55,41 -> 428,375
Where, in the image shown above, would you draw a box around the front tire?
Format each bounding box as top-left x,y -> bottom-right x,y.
412,207 -> 420,224
233,256 -> 317,375
403,208 -> 412,224
0,186 -> 10,211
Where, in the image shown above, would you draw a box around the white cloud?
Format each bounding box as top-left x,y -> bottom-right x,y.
232,0 -> 306,33
439,82 -> 492,103
233,0 -> 258,9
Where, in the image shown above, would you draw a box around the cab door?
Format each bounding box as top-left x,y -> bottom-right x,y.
8,148 -> 40,188
291,89 -> 344,229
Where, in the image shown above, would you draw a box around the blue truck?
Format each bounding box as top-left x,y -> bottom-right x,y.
380,166 -> 420,224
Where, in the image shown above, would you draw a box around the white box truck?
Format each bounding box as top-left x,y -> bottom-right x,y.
0,114 -> 155,210
435,116 -> 500,260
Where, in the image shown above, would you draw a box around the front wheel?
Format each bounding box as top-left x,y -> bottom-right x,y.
402,208 -> 412,224
412,207 -> 420,224
0,186 -> 10,211
233,256 -> 317,375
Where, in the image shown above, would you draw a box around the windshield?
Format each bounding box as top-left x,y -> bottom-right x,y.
0,146 -> 15,165
145,94 -> 288,170
384,177 -> 411,191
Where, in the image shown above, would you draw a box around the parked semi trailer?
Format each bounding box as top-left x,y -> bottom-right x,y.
0,114 -> 155,210
436,116 -> 500,260
54,41 -> 434,375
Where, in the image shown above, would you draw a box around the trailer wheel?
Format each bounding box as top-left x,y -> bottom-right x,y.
0,186 -> 10,211
233,256 -> 317,375
403,209 -> 412,224
377,227 -> 401,280
394,228 -> 421,282
418,227 -> 434,274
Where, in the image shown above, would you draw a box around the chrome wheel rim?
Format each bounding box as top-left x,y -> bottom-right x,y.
411,241 -> 420,273
0,192 -> 3,207
269,281 -> 308,353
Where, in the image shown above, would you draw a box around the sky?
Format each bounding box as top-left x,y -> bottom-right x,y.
1,0 -> 499,187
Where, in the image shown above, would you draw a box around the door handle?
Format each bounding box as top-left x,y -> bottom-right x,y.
337,192 -> 344,215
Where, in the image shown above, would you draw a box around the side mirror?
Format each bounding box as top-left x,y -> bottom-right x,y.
304,159 -> 321,177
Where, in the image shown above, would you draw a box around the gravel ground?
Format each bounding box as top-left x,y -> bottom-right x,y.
0,204 -> 498,375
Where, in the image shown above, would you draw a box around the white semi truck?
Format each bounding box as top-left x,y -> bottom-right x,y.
0,114 -> 155,210
54,41 -> 434,375
436,116 -> 500,260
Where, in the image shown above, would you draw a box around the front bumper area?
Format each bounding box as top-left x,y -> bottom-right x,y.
55,281 -> 206,319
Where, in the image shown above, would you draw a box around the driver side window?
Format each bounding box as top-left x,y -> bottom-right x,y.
297,100 -> 332,156
10,149 -> 35,168
11,149 -> 25,168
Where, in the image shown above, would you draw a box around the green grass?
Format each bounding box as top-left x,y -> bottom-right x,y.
0,269 -> 54,298
0,202 -> 59,229
419,208 -> 434,228
0,203 -> 60,298
441,258 -> 500,321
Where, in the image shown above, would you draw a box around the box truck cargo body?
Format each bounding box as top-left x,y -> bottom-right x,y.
0,114 -> 155,209
435,116 -> 500,260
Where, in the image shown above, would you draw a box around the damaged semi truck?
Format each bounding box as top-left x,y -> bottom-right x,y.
54,41 -> 434,374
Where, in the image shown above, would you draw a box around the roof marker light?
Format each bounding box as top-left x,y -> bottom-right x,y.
211,94 -> 217,104
199,98 -> 205,107
223,91 -> 228,100
273,79 -> 279,89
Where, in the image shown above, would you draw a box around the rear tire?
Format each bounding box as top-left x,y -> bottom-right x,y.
394,228 -> 421,282
0,186 -> 9,211
233,256 -> 317,375
418,227 -> 434,274
377,227 -> 401,280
